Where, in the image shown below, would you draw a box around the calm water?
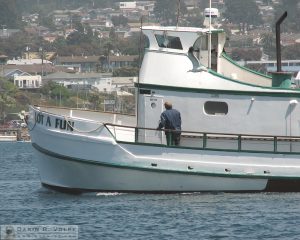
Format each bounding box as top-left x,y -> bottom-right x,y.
1,142 -> 300,239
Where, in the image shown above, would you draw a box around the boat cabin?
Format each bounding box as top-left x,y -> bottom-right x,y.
136,26 -> 300,145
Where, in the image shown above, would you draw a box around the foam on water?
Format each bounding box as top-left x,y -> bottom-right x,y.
96,192 -> 126,197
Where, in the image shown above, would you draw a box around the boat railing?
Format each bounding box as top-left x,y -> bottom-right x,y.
104,123 -> 300,154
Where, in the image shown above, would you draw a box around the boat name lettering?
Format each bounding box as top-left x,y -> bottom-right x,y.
55,119 -> 74,131
35,113 -> 74,131
35,113 -> 44,124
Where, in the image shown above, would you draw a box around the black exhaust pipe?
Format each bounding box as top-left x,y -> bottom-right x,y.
272,11 -> 292,88
276,11 -> 287,72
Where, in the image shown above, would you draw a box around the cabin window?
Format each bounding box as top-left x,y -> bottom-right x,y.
193,36 -> 208,51
155,34 -> 183,50
191,35 -> 210,67
204,101 -> 228,115
140,89 -> 151,94
144,34 -> 150,48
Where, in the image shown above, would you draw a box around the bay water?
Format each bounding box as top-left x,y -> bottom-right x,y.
1,142 -> 300,239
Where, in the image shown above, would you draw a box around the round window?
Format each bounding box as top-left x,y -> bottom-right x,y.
151,102 -> 156,108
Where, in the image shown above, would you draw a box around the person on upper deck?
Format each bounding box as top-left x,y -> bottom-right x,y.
157,101 -> 181,146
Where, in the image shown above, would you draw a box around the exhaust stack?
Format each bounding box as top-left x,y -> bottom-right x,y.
271,11 -> 292,88
276,11 -> 287,72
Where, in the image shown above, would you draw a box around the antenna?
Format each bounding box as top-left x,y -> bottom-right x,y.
176,0 -> 181,27
136,16 -> 144,138
208,0 -> 212,69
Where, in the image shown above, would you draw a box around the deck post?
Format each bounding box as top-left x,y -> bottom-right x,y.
238,135 -> 242,151
274,136 -> 277,153
203,133 -> 207,148
167,133 -> 173,146
135,127 -> 138,143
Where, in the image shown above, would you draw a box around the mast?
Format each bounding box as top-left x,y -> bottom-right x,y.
176,0 -> 181,28
208,0 -> 212,69
136,16 -> 143,139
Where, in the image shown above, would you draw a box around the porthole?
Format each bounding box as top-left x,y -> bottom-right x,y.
204,101 -> 228,115
151,102 -> 156,109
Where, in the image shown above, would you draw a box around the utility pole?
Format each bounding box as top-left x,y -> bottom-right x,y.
39,46 -> 44,76
26,46 -> 30,59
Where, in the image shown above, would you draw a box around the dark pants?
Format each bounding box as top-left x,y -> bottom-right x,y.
165,131 -> 181,146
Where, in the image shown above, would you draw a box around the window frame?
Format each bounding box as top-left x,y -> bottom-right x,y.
154,34 -> 183,50
204,101 -> 229,116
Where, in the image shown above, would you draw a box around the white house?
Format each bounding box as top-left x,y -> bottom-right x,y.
119,1 -> 137,9
14,75 -> 42,89
7,58 -> 52,65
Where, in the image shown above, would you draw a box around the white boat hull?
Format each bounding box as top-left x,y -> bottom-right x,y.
28,106 -> 300,193
33,144 -> 268,192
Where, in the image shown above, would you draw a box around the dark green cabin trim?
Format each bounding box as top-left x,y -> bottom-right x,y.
117,140 -> 300,156
136,82 -> 300,98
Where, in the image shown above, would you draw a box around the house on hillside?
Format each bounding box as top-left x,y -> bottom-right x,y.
2,64 -> 75,77
112,76 -> 136,94
3,69 -> 30,79
55,55 -> 138,72
0,55 -> 8,65
55,55 -> 100,72
1,68 -> 42,89
14,75 -> 42,89
109,55 -> 138,68
42,72 -> 113,93
0,29 -> 20,38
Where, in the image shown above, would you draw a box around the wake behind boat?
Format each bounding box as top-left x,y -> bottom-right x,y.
28,10 -> 300,193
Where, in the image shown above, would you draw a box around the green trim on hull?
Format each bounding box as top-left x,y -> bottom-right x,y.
32,142 -> 300,180
220,53 -> 272,79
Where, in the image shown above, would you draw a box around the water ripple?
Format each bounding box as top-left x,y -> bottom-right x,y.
1,143 -> 300,239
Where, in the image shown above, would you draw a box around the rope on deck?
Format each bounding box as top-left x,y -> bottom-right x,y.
63,115 -> 104,133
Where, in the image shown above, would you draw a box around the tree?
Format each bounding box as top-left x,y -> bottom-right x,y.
154,0 -> 187,25
224,0 -> 263,33
113,67 -> 139,77
109,28 -> 117,42
40,81 -> 70,101
186,15 -> 204,28
231,48 -> 262,61
0,30 -> 49,58
0,0 -> 22,28
261,32 -> 276,59
282,44 -> 300,60
88,92 -> 103,110
52,36 -> 67,50
0,78 -> 17,123
118,34 -> 144,55
40,15 -> 56,31
111,15 -> 128,27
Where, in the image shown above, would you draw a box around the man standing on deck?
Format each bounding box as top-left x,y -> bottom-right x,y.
157,101 -> 181,146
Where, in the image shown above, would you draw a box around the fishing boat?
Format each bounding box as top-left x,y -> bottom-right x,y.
28,11 -> 300,193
